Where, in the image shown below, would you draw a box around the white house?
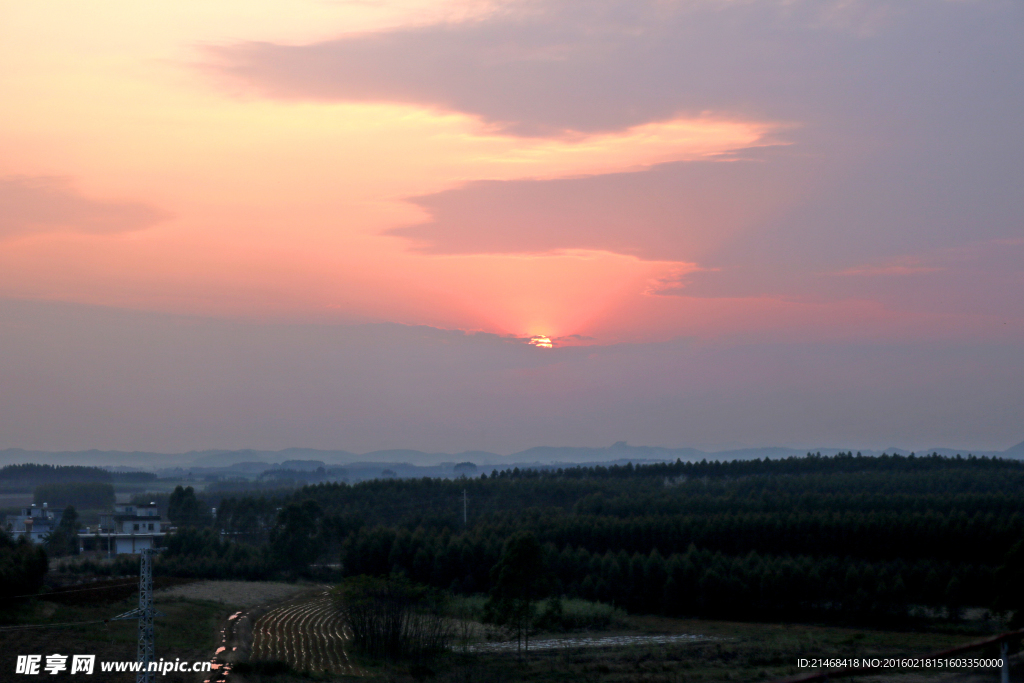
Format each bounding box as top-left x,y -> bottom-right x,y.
87,502 -> 166,554
5,503 -> 63,544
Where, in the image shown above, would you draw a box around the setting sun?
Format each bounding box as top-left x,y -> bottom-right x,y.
529,335 -> 553,349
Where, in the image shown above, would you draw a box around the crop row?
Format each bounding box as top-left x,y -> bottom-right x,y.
251,591 -> 359,675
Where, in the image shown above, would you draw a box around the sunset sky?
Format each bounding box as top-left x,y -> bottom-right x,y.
1,0 -> 1021,454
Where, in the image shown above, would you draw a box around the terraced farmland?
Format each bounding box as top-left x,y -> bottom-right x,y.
251,590 -> 361,675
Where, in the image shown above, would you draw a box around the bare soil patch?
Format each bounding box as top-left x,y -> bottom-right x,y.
155,580 -> 309,607
44,576 -> 197,605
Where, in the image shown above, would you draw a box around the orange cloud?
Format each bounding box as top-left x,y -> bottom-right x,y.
1,0 -> 1019,352
0,0 -> 778,344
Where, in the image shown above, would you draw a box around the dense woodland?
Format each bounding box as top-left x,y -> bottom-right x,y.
0,464 -> 156,489
5,454 -> 1024,626
147,452 -> 1024,626
0,464 -> 113,488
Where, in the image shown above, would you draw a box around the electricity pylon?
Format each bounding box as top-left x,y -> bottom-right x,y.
111,548 -> 160,683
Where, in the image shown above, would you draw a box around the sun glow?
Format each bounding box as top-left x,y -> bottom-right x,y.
529,335 -> 553,349
0,0 -> 793,346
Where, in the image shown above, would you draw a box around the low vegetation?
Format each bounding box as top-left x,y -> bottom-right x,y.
334,576 -> 454,661
452,594 -> 627,633
0,590 -> 232,683
409,616 -> 986,683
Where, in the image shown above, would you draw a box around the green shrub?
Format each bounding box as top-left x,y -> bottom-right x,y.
449,594 -> 624,632
534,597 -> 627,631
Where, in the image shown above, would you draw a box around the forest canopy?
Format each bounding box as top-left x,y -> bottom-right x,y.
155,452 -> 1024,625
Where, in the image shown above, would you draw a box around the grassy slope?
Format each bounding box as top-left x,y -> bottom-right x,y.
351,615 -> 991,683
0,591 -> 997,683
0,596 -> 233,683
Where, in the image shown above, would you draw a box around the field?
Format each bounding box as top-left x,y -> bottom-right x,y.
385,615 -> 1014,683
213,589 -> 1013,683
0,580 -> 315,683
0,593 -> 232,683
3,578 -> 1016,683
247,590 -> 361,676
156,580 -> 309,607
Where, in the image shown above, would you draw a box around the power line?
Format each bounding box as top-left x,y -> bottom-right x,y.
0,580 -> 139,602
0,619 -> 108,632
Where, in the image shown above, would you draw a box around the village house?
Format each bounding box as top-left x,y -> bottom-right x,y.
80,502 -> 166,555
4,502 -> 63,544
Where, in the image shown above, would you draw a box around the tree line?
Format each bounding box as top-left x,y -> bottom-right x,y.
145,453 -> 1024,625
0,463 -> 156,489
1,464 -> 112,487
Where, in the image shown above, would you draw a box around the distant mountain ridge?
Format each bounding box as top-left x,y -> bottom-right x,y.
0,440 -> 1020,470
1004,440 -> 1024,456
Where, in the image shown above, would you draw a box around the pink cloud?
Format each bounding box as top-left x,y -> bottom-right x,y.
0,177 -> 168,240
